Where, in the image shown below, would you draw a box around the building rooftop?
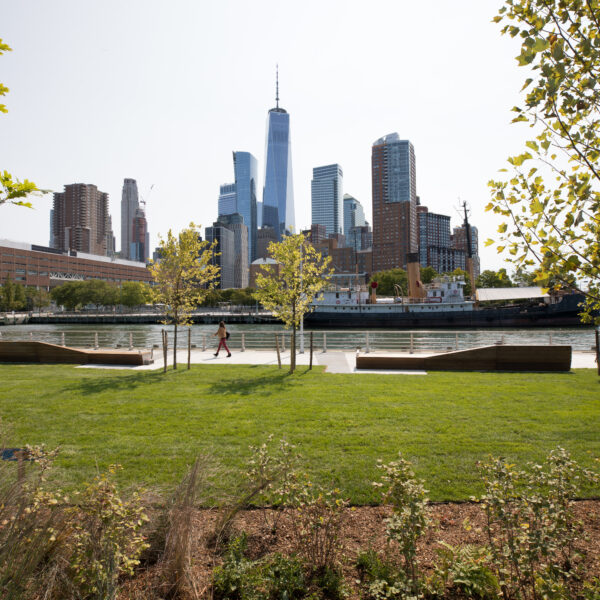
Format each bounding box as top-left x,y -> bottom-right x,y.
476,287 -> 550,302
0,239 -> 146,268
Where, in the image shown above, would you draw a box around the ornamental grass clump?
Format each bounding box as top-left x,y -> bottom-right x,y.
0,444 -> 64,600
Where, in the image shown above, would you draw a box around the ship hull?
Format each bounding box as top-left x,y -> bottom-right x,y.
305,294 -> 591,329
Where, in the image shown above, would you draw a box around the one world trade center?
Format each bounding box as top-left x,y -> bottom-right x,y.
262,69 -> 294,240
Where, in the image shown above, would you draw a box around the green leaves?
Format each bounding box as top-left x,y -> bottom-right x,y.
490,0 -> 600,324
0,170 -> 47,208
1,38 -> 43,207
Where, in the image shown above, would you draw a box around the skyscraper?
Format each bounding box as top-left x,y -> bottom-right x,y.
131,208 -> 149,262
120,178 -> 149,262
216,213 -> 249,288
344,194 -> 370,245
262,70 -> 294,240
371,133 -> 418,272
233,151 -> 258,262
51,183 -> 113,256
217,153 -> 258,262
205,223 -> 235,289
311,164 -> 343,238
218,183 -> 237,217
121,179 -> 138,260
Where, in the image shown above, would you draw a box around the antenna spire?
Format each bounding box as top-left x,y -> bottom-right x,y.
276,64 -> 279,109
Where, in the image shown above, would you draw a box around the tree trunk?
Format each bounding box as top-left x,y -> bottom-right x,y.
173,323 -> 178,370
290,326 -> 296,374
187,327 -> 191,370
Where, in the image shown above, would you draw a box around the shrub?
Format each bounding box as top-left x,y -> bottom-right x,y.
212,534 -> 258,600
286,477 -> 348,576
213,536 -> 307,600
373,453 -> 430,597
431,542 -> 498,599
0,444 -> 64,600
246,435 -> 301,533
478,447 -> 599,600
258,553 -> 307,600
64,465 -> 149,600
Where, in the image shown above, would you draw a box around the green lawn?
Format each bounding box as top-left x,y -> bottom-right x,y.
0,363 -> 598,503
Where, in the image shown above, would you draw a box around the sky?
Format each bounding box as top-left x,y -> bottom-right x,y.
0,0 -> 531,272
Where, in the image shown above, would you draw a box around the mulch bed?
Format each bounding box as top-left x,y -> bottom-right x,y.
122,500 -> 600,598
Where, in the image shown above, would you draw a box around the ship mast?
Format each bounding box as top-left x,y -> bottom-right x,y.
460,200 -> 476,297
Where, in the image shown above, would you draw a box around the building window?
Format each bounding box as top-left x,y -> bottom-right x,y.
15,269 -> 25,274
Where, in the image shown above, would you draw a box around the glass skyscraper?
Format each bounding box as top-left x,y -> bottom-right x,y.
262,78 -> 294,240
217,153 -> 258,263
233,151 -> 258,262
311,164 -> 343,237
218,183 -> 237,218
343,193 -> 366,238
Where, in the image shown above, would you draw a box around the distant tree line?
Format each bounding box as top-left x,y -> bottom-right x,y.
0,277 -> 260,313
0,276 -> 51,312
0,278 -> 153,312
368,266 -> 565,299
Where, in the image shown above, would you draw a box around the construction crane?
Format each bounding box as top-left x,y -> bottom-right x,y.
140,184 -> 154,208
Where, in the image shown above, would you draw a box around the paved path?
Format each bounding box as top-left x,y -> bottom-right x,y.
78,349 -> 597,373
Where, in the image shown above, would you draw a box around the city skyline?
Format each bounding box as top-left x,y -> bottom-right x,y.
1,1 -> 528,273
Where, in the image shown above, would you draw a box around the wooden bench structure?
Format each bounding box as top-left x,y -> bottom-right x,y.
356,345 -> 572,372
0,341 -> 153,366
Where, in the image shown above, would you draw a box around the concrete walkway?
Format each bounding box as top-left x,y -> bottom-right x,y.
77,349 -> 597,373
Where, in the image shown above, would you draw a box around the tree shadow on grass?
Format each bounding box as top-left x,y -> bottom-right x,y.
210,370 -> 292,396
60,370 -> 166,395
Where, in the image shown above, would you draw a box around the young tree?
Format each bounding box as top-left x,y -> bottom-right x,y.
0,38 -> 44,208
487,1 -> 600,323
254,233 -> 332,374
149,224 -> 219,370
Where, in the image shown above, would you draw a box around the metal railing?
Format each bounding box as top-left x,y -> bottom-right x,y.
0,328 -> 594,352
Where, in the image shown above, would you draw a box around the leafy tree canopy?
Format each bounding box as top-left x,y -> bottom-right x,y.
0,38 -> 45,208
447,268 -> 472,297
119,281 -> 152,308
487,0 -> 600,323
149,223 -> 219,369
254,233 -> 332,373
370,269 -> 408,296
476,269 -> 514,289
0,275 -> 26,311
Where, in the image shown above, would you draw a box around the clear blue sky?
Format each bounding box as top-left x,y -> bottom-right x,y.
0,0 -> 528,271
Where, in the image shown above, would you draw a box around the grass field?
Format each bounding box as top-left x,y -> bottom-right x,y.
0,363 -> 598,503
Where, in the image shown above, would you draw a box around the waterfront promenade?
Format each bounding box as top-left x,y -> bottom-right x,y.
79,347 -> 597,373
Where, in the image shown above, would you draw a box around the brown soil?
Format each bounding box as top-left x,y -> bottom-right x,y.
121,500 -> 600,599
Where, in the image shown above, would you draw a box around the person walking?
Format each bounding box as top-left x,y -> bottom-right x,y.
214,320 -> 231,357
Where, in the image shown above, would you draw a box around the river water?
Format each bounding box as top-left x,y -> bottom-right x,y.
0,322 -> 596,352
